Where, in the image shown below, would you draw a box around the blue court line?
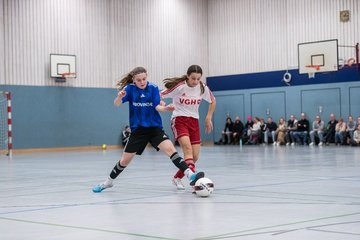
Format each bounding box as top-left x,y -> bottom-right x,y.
0,216 -> 178,240
193,212 -> 360,240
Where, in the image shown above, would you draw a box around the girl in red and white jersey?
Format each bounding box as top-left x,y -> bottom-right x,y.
161,65 -> 216,191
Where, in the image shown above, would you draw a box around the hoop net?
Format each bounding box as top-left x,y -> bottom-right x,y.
305,65 -> 320,79
0,92 -> 12,157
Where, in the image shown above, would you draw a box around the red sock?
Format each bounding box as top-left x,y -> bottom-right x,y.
174,158 -> 195,179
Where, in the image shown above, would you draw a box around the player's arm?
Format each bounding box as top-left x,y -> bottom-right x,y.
114,90 -> 126,106
156,103 -> 175,112
205,99 -> 216,134
154,86 -> 175,112
204,86 -> 216,134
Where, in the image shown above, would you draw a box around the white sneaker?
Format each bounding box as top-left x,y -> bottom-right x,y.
286,142 -> 290,146
309,142 -> 314,146
318,142 -> 323,146
291,142 -> 295,146
273,142 -> 277,146
172,177 -> 185,190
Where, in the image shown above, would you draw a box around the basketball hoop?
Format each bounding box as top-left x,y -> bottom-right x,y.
305,65 -> 321,71
55,72 -> 76,83
305,65 -> 320,79
61,72 -> 76,79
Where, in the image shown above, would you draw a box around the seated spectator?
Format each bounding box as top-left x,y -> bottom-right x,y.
293,112 -> 310,145
247,117 -> 261,144
264,117 -> 277,145
286,114 -> 297,146
345,115 -> 356,144
309,115 -> 325,146
221,117 -> 234,144
324,113 -> 338,144
259,118 -> 266,143
335,118 -> 347,145
232,116 -> 244,145
275,117 -> 287,145
122,125 -> 131,146
351,124 -> 360,146
244,115 -> 254,140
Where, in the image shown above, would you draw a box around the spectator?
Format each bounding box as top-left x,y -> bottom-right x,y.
335,118 -> 346,145
345,115 -> 356,144
247,117 -> 261,144
293,112 -> 310,145
122,125 -> 131,146
221,117 -> 233,144
264,117 -> 277,145
259,118 -> 267,144
309,115 -> 325,146
244,115 -> 254,139
286,115 -> 297,146
324,113 -> 338,145
232,116 -> 244,145
351,124 -> 360,146
275,117 -> 287,145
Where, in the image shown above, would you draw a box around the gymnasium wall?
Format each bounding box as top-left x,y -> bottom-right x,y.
208,0 -> 360,76
1,0 -> 360,149
1,0 -> 208,88
205,65 -> 360,142
0,0 -> 4,85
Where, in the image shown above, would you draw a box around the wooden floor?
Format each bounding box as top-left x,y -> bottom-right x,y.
0,145 -> 359,240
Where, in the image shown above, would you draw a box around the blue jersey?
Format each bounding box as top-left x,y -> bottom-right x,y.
122,82 -> 163,131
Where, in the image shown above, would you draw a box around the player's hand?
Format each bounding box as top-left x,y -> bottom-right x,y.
164,103 -> 175,111
118,90 -> 126,98
205,118 -> 213,134
160,100 -> 166,106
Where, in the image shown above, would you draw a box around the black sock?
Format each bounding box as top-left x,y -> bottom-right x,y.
170,152 -> 188,172
109,162 -> 126,179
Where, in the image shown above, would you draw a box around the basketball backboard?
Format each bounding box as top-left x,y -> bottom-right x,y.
298,39 -> 338,74
50,54 -> 76,78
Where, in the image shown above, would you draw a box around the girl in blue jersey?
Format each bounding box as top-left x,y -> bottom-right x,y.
92,67 -> 204,192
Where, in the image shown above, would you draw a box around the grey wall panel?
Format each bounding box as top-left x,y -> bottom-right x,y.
2,0 -> 359,88
110,0 -> 208,88
251,92 -> 286,121
349,87 -> 360,117
212,94 -> 245,141
0,0 -> 4,85
301,88 -> 341,122
3,0 -> 111,87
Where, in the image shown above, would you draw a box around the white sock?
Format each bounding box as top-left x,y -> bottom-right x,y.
104,177 -> 113,186
184,168 -> 194,180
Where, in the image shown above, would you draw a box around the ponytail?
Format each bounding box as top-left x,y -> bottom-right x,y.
116,67 -> 147,91
163,65 -> 205,94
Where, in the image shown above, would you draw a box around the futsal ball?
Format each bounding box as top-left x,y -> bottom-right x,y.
194,177 -> 214,197
101,144 -> 107,150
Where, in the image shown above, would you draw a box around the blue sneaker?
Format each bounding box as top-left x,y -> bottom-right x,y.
92,182 -> 113,193
189,171 -> 205,186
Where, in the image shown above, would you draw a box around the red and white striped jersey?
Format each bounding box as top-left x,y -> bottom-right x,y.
161,81 -> 215,120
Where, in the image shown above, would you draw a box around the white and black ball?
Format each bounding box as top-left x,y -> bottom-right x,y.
194,177 -> 214,197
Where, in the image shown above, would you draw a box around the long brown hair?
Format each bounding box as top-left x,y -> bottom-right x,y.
163,65 -> 205,94
116,67 -> 147,91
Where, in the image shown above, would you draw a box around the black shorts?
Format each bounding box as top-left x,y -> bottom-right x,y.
124,127 -> 170,155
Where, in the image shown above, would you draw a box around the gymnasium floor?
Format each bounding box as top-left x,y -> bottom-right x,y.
0,145 -> 359,240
